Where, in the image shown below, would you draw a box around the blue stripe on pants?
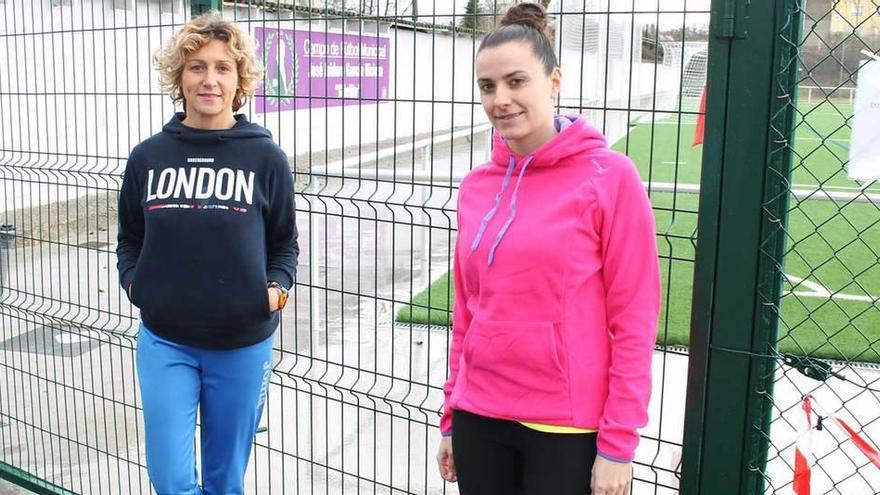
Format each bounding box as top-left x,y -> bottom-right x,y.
136,323 -> 273,495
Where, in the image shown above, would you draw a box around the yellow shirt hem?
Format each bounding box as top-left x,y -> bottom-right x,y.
519,422 -> 598,434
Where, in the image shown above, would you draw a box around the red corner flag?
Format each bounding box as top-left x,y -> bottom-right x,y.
692,85 -> 707,147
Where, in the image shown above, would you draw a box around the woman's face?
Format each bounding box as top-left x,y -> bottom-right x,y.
180,39 -> 239,129
475,40 -> 561,156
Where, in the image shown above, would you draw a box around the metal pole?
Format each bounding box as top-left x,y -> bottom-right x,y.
419,143 -> 431,287
0,225 -> 12,299
680,0 -> 802,493
309,181 -> 323,332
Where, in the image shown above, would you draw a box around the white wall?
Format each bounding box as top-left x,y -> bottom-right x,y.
225,2 -> 492,156
1,0 -> 674,212
0,0 -> 192,213
0,2 -> 490,168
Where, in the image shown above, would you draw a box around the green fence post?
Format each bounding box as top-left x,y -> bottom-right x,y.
680,0 -> 802,493
746,3 -> 803,493
191,0 -> 222,16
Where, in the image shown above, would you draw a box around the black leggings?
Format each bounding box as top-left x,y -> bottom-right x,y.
452,410 -> 597,495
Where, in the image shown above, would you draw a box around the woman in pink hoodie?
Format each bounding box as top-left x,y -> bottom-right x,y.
435,3 -> 660,495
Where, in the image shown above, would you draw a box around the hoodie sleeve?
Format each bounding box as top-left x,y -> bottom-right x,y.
265,148 -> 299,289
594,156 -> 661,462
116,149 -> 145,296
440,206 -> 473,436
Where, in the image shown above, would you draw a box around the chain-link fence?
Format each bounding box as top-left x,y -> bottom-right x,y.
756,0 -> 880,493
0,0 -> 711,493
671,1 -> 880,493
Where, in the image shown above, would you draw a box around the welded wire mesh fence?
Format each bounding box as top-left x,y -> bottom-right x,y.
1,1 -> 709,493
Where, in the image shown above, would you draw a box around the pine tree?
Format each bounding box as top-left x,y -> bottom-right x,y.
461,0 -> 482,31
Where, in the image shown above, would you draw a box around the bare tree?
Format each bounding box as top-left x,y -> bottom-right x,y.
385,0 -> 416,17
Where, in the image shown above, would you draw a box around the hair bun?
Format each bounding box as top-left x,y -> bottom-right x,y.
499,3 -> 551,37
478,2 -> 558,72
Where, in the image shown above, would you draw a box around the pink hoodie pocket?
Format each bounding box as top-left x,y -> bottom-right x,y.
462,319 -> 572,421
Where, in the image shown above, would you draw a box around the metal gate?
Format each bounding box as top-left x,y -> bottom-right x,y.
682,1 -> 880,493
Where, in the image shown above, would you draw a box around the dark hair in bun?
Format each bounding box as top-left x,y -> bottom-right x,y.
478,2 -> 558,74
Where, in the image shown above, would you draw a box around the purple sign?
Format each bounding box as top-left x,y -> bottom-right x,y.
254,27 -> 390,113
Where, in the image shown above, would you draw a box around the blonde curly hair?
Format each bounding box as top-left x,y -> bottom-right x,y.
154,12 -> 263,112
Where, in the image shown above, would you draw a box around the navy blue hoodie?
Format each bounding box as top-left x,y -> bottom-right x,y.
116,113 -> 298,349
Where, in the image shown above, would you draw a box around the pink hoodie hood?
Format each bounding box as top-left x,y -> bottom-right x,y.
468,116 -> 609,265
442,115 -> 660,462
492,114 -> 609,165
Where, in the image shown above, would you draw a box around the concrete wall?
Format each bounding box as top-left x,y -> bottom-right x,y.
1,0 -> 676,212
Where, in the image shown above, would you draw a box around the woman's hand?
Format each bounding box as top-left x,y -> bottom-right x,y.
436,437 -> 457,483
268,287 -> 280,312
591,456 -> 632,495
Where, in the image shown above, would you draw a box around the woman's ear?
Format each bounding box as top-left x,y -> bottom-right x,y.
550,67 -> 562,99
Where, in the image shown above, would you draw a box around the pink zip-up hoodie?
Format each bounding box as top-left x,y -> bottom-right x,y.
440,115 -> 660,462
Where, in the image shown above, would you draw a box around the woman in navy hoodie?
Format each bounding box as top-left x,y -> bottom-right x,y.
116,12 -> 298,494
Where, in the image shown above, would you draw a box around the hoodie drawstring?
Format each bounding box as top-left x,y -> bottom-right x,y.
488,155 -> 533,265
469,155 -> 517,256
469,154 -> 534,266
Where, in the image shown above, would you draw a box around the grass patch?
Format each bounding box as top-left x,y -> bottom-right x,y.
395,272 -> 453,326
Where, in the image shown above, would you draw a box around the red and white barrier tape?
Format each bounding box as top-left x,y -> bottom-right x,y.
794,395 -> 880,495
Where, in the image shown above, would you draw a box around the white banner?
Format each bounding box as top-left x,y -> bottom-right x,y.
849,58 -> 880,181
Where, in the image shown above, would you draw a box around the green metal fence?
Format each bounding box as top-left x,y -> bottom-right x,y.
759,0 -> 880,492
682,0 -> 880,493
0,0 -> 805,493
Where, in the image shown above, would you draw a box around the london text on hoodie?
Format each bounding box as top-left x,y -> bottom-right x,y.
116,113 -> 299,349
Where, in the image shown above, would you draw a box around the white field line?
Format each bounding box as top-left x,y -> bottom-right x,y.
644,121 -> 698,125
783,274 -> 879,304
795,136 -> 849,143
790,184 -> 872,191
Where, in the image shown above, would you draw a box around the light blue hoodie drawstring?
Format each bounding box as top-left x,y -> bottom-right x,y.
469,154 -> 535,265
469,155 -> 517,256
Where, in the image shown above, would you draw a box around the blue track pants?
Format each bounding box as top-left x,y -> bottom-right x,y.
136,323 -> 273,495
